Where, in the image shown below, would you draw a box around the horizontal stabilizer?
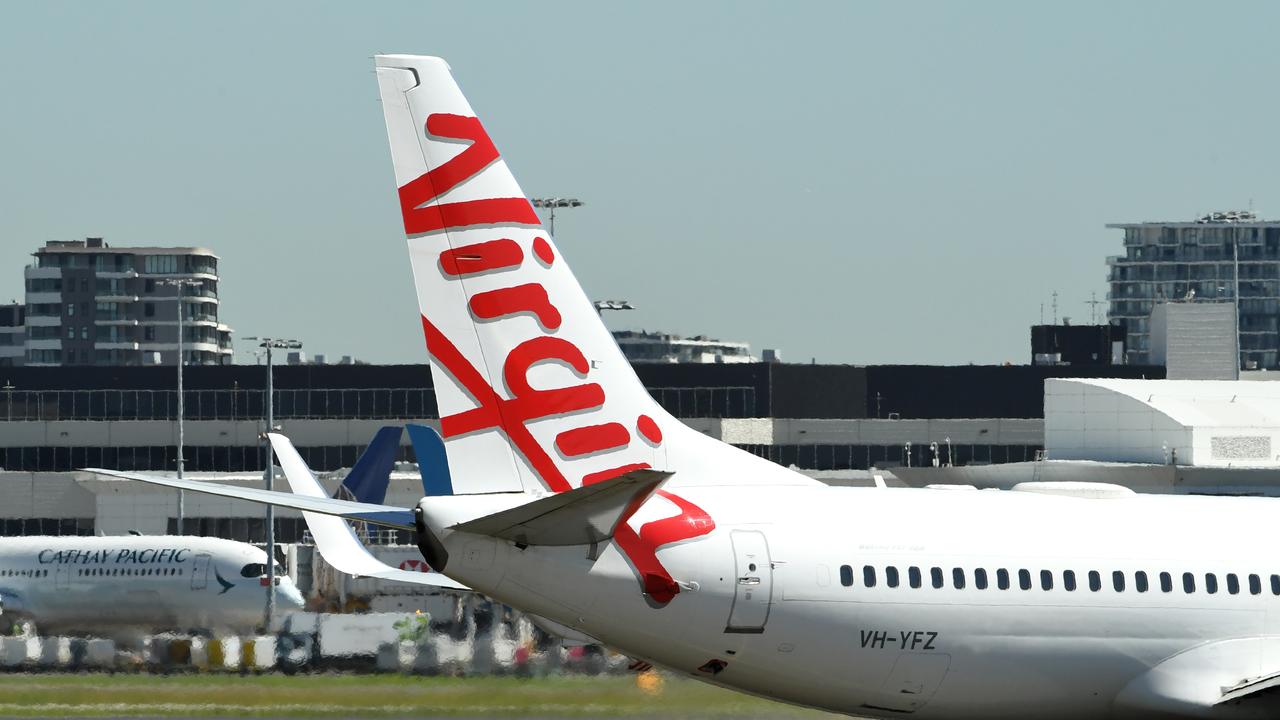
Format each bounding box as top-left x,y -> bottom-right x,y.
83,467 -> 415,531
267,434 -> 467,591
451,469 -> 671,547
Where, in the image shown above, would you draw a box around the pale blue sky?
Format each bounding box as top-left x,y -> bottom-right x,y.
2,2 -> 1278,365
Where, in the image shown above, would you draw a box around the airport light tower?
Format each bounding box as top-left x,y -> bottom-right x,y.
159,278 -> 204,535
531,197 -> 583,237
245,335 -> 302,630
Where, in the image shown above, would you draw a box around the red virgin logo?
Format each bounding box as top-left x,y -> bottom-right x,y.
400,112 -> 715,606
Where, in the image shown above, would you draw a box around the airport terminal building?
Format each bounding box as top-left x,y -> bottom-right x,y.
0,361 -> 1163,539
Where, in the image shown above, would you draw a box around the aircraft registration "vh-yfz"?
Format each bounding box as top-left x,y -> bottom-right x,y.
92,56 -> 1280,719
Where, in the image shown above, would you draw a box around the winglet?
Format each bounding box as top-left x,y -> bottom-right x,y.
267,433 -> 468,591
449,469 -> 671,547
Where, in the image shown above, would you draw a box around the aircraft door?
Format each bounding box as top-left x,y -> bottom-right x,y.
190,553 -> 210,591
725,530 -> 772,633
54,565 -> 69,591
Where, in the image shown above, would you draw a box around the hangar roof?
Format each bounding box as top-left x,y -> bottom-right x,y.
1051,378 -> 1280,429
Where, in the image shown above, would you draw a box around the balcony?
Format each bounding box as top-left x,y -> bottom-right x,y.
23,266 -> 61,279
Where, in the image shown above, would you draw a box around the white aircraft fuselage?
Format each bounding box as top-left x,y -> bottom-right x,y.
425,484 -> 1280,719
0,535 -> 305,636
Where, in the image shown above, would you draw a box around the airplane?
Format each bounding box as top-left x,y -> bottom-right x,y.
0,534 -> 305,637
86,55 -> 1280,718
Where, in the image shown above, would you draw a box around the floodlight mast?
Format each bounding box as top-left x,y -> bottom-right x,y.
530,197 -> 583,237
158,278 -> 203,536
243,336 -> 302,630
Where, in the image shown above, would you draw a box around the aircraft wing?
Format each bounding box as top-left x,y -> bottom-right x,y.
268,434 -> 467,591
83,468 -> 415,530
1117,637 -> 1280,715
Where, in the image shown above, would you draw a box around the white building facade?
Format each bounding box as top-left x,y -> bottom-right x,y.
1045,378 -> 1280,468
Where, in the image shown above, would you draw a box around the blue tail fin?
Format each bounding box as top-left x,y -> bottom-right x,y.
407,424 -> 453,497
338,426 -> 404,505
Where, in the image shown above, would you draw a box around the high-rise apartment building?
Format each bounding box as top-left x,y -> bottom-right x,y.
0,304 -> 23,367
1107,211 -> 1280,370
18,238 -> 232,366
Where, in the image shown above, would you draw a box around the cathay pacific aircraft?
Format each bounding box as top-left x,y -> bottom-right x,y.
0,535 -> 304,636
90,56 -> 1280,718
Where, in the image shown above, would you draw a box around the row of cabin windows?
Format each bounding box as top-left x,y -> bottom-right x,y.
76,567 -> 182,577
0,567 -> 183,578
840,565 -> 1280,596
0,569 -> 47,578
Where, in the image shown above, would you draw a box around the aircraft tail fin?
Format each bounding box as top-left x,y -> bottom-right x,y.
406,423 -> 453,497
375,55 -> 685,497
338,426 -> 403,505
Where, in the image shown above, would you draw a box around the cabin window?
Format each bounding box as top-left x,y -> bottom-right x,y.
1018,569 -> 1031,591
1040,570 -> 1053,591
1160,572 -> 1173,593
908,566 -> 922,589
974,568 -> 989,590
1063,570 -> 1077,591
1135,571 -> 1149,593
1227,574 -> 1240,595
1205,573 -> 1218,595
863,566 -> 877,588
1088,570 -> 1101,592
1249,574 -> 1262,595
885,566 -> 900,588
1272,574 -> 1280,595
952,568 -> 965,590
1183,572 -> 1196,593
931,567 -> 944,589
1112,571 -> 1126,592
996,568 -> 1010,590
839,565 -> 853,587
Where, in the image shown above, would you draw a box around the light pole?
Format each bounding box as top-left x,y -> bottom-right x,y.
159,278 -> 203,535
592,299 -> 635,317
530,197 -> 583,237
244,336 -> 301,631
2,382 -> 13,422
